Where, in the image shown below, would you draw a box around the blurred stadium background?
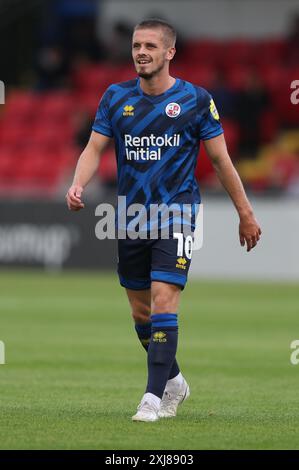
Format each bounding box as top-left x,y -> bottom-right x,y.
0,0 -> 298,277
0,0 -> 299,450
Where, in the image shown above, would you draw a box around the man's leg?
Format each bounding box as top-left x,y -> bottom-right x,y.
149,281 -> 190,418
126,288 -> 180,379
132,281 -> 190,421
145,281 -> 181,399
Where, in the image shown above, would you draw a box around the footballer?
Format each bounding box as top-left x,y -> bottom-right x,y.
66,19 -> 261,422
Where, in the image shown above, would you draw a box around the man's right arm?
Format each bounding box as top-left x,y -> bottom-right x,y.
66,131 -> 112,211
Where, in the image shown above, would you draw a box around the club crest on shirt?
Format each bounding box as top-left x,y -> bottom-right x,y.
165,102 -> 181,118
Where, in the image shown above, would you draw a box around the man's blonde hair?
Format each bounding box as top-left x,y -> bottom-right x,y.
134,18 -> 176,48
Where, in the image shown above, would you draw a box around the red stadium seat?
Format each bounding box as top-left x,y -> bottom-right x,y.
225,65 -> 253,91
118,65 -> 137,82
222,39 -> 257,67
75,91 -> 103,115
98,146 -> 117,183
255,38 -> 286,65
30,122 -> 74,146
258,64 -> 287,92
195,144 -> 216,185
259,110 -> 279,143
0,144 -> 76,188
0,123 -> 30,146
72,64 -> 122,92
195,120 -> 240,185
4,91 -> 39,120
181,64 -> 215,88
13,148 -> 63,184
0,149 -> 16,179
221,119 -> 240,157
184,40 -> 223,65
38,92 -> 74,121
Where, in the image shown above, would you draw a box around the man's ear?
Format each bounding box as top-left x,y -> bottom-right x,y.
167,47 -> 176,61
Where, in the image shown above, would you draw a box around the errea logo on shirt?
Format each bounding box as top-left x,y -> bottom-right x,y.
123,105 -> 134,116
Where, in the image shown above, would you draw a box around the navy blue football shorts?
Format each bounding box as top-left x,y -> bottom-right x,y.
117,235 -> 193,290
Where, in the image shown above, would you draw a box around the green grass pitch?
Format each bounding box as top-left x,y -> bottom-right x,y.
0,270 -> 298,450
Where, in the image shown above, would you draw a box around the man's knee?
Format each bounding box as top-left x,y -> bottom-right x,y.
131,299 -> 151,323
151,283 -> 181,313
152,292 -> 171,313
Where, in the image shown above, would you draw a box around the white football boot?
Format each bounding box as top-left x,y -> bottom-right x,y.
158,375 -> 190,418
132,393 -> 160,422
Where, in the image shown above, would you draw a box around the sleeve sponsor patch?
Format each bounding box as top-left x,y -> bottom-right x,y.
209,98 -> 220,120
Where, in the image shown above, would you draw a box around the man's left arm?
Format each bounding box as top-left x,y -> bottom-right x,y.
204,134 -> 262,252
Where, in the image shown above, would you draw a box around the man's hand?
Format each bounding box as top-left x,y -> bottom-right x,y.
239,214 -> 262,252
66,185 -> 85,211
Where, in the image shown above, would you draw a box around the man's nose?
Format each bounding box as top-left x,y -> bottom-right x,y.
139,45 -> 147,55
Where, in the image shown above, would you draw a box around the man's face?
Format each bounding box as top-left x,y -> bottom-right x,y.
132,28 -> 174,79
